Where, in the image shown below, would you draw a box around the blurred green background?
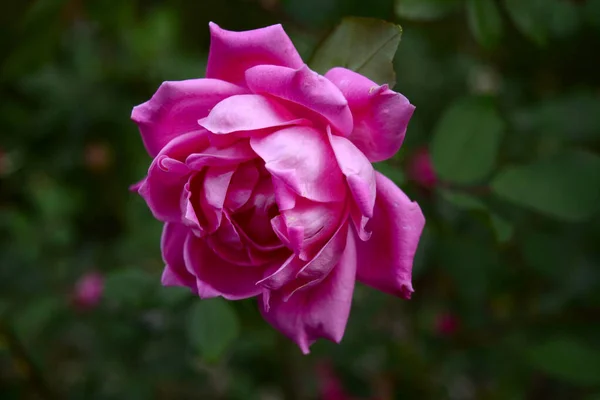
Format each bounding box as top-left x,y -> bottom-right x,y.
2,0 -> 600,399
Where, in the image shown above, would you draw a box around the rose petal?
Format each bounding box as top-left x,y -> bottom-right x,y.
186,140 -> 256,170
355,172 -> 425,299
138,131 -> 209,222
250,126 -> 346,203
225,161 -> 260,211
184,233 -> 265,300
245,65 -> 353,136
259,227 -> 357,354
206,22 -> 304,86
280,198 -> 345,260
132,79 -> 246,157
325,67 -> 415,162
198,94 -> 308,134
160,223 -> 197,291
328,127 -> 376,219
198,167 -> 235,233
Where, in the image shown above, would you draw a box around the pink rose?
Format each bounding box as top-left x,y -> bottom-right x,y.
434,312 -> 459,337
73,272 -> 104,310
407,147 -> 437,189
131,22 -> 425,353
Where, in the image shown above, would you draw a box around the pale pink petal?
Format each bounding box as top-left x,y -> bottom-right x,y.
328,127 -> 376,218
184,234 -> 265,300
280,198 -> 345,260
160,223 -> 197,291
271,176 -> 297,211
259,228 -> 357,354
225,161 -> 260,211
198,167 -> 235,233
138,131 -> 209,222
245,65 -> 353,136
131,79 -> 246,157
186,140 -> 256,170
325,67 -> 415,162
206,22 -> 304,86
250,126 -> 346,203
198,94 -> 308,134
257,254 -> 304,290
355,172 -> 425,299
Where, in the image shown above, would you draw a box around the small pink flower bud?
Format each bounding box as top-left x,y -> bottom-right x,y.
73,272 -> 104,310
407,148 -> 437,189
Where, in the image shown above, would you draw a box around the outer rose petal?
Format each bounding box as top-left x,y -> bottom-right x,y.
250,126 -> 346,203
131,79 -> 246,157
161,223 -> 197,291
245,65 -> 354,136
355,172 -> 425,299
184,234 -> 265,300
325,67 -> 415,162
198,94 -> 308,134
259,228 -> 357,354
328,127 -> 376,218
206,22 -> 304,86
138,131 -> 209,222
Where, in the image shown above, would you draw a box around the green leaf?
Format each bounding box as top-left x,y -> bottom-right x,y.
13,297 -> 64,341
310,17 -> 402,86
431,97 -> 505,184
187,298 -> 240,363
467,0 -> 504,49
104,268 -> 156,308
503,0 -> 547,46
491,150 -> 600,221
374,162 -> 406,185
489,214 -> 513,244
395,0 -> 461,21
527,337 -> 600,386
438,189 -> 487,211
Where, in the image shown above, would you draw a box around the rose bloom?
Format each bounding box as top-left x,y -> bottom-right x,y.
73,272 -> 104,310
131,23 -> 425,353
407,147 -> 437,189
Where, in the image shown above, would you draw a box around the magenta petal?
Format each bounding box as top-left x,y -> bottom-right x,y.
198,94 -> 309,134
259,227 -> 357,354
186,140 -> 256,170
245,65 -> 353,136
355,172 -> 425,299
250,126 -> 346,203
328,127 -> 376,218
280,198 -> 345,260
225,161 -> 260,211
198,167 -> 235,233
206,22 -> 304,86
131,79 -> 246,157
139,131 -> 209,222
160,223 -> 197,291
325,67 -> 415,162
296,222 -> 348,280
184,234 -> 265,300
257,254 -> 304,290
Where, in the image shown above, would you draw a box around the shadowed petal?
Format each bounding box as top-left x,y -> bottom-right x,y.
137,131 -> 209,222
259,228 -> 357,354
184,234 -> 265,300
355,172 -> 425,299
160,223 -> 197,292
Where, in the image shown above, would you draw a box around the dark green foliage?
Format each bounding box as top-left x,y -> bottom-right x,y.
1,0 -> 600,399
